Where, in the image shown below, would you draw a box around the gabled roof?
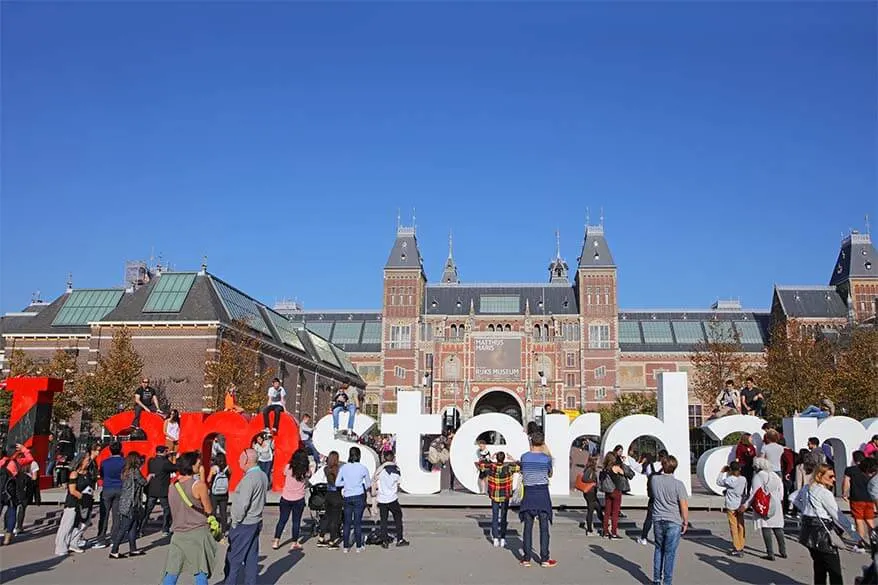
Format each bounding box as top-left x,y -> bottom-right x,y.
773,285 -> 849,319
618,310 -> 770,353
578,225 -> 615,269
0,292 -> 90,335
424,284 -> 578,316
829,232 -> 877,286
101,273 -> 225,323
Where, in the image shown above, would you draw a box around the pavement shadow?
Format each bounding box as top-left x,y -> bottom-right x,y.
0,554 -> 67,583
589,544 -> 652,585
695,552 -> 805,585
258,549 -> 305,584
464,513 -> 520,544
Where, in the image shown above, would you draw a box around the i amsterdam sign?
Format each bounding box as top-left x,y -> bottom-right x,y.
5,374 -> 875,496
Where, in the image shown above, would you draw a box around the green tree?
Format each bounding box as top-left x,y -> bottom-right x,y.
689,321 -> 757,411
831,326 -> 878,420
44,349 -> 81,424
1,350 -> 40,418
204,320 -> 275,413
80,328 -> 144,428
596,392 -> 657,432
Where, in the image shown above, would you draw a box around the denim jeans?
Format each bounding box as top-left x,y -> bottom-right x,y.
274,497 -> 305,540
143,496 -> 172,534
98,487 -> 121,539
490,500 -> 509,540
258,461 -> 273,489
332,404 -> 357,430
224,521 -> 262,585
653,520 -> 682,585
161,572 -> 208,585
521,510 -> 550,564
342,494 -> 366,549
110,513 -> 140,554
302,439 -> 321,463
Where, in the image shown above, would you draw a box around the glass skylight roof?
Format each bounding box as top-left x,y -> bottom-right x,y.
305,322 -> 333,339
52,289 -> 124,326
618,321 -> 642,344
641,321 -> 674,344
331,322 -> 363,344
212,279 -> 272,336
307,332 -> 342,368
672,321 -> 705,344
361,322 -> 382,344
265,309 -> 306,351
143,273 -> 197,313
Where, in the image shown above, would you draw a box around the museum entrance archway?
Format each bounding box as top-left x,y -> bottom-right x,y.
473,390 -> 523,445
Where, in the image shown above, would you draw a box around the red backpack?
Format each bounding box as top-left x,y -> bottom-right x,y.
752,486 -> 771,518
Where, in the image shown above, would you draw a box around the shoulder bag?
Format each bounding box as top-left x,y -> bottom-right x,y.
174,481 -> 222,542
575,470 -> 595,493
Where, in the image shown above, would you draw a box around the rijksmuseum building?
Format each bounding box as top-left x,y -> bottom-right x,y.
2,221 -> 876,427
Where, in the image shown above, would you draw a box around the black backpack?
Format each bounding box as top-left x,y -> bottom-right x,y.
0,458 -> 21,504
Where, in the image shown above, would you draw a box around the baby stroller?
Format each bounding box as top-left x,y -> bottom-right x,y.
307,483 -> 327,536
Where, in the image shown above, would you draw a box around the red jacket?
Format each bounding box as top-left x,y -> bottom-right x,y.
780,448 -> 795,479
735,444 -> 756,468
0,446 -> 33,477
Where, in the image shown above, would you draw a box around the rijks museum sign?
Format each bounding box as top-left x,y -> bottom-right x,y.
4,373 -> 874,497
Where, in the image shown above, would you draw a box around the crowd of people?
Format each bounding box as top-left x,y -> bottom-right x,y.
0,377 -> 876,585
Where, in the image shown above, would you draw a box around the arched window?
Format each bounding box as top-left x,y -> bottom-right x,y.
543,324 -> 550,339
450,324 -> 457,339
488,324 -> 495,332
504,324 -> 511,332
534,324 -> 542,340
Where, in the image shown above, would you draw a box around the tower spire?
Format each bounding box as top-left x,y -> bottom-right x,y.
441,229 -> 460,285
548,230 -> 569,283
555,229 -> 561,259
448,230 -> 454,259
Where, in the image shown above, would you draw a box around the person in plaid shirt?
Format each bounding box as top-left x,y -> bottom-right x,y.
477,452 -> 520,548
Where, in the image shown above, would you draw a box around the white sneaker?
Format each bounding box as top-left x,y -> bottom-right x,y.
500,538 -> 506,547
68,546 -> 85,554
92,541 -> 108,549
493,538 -> 500,547
356,547 -> 365,553
637,538 -> 648,546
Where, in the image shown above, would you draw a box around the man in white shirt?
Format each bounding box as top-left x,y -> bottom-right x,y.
374,452 -> 409,548
262,378 -> 286,435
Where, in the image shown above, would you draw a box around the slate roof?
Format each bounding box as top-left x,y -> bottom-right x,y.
0,293 -> 91,335
618,310 -> 770,353
829,232 -> 877,286
100,273 -> 226,323
773,286 -> 849,319
424,284 -> 579,316
578,225 -> 615,268
385,228 -> 425,273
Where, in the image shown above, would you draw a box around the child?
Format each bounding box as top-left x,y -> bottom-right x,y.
476,440 -> 490,494
717,461 -> 747,557
375,451 -> 409,548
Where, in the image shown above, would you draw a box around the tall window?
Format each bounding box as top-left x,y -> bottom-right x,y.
594,366 -> 606,379
595,387 -> 607,400
565,395 -> 576,409
565,373 -> 576,387
450,324 -> 457,339
488,324 -> 495,332
533,324 -> 543,341
425,353 -> 433,370
390,325 -> 411,349
688,405 -> 703,428
588,324 -> 610,349
566,352 -> 576,367
394,366 -> 405,379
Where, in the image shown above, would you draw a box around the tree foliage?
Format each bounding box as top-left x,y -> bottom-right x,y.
45,349 -> 81,424
762,321 -> 877,419
597,392 -> 657,432
689,321 -> 759,410
204,320 -> 275,413
80,328 -> 144,428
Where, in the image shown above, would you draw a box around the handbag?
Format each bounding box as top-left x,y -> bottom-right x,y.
174,482 -> 222,542
752,486 -> 771,518
798,491 -> 845,553
600,471 -> 617,494
510,472 -> 524,506
575,471 -> 595,493
809,493 -> 846,549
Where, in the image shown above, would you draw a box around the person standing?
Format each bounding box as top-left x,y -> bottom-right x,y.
143,446 -> 177,536
15,457 -> 41,534
222,448 -> 268,585
735,434 -> 757,495
638,450 -> 665,544
133,377 -> 163,429
793,464 -> 856,585
262,378 -> 286,435
207,453 -> 231,534
740,456 -> 786,560
863,435 -> 878,459
650,455 -> 689,585
161,451 -> 218,585
109,452 -> 149,559
335,446 -> 370,553
0,444 -> 31,544
477,451 -> 520,547
518,431 -> 556,568
273,449 -> 309,551
375,451 -> 408,548
54,452 -> 92,555
759,430 -> 784,476
600,452 -> 633,540
317,451 -> 343,549
580,455 -> 603,537
716,461 -> 747,557
164,410 -> 181,452
252,434 -> 274,489
844,452 -> 876,553
94,441 -> 125,547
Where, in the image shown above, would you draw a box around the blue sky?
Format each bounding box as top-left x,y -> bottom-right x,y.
2,2 -> 876,313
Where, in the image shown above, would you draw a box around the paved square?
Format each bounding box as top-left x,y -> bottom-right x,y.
0,507 -> 864,584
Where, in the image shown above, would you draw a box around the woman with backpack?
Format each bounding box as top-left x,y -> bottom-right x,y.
317,451 -> 343,549
273,449 -> 310,551
600,452 -> 634,540
1,444 -> 32,545
109,452 -> 151,559
207,453 -> 230,534
739,456 -> 786,560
